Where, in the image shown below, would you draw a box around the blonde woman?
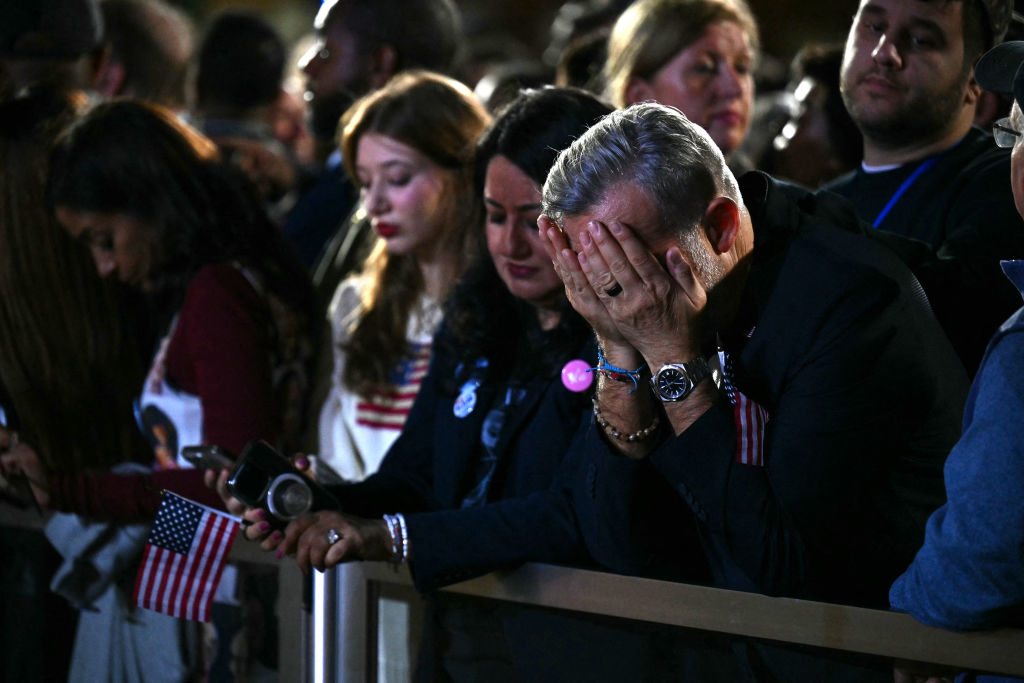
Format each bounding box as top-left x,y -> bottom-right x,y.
605,0 -> 759,164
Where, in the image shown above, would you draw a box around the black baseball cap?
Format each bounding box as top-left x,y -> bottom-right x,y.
976,40 -> 1024,108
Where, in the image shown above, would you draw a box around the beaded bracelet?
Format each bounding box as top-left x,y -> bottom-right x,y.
591,397 -> 660,442
589,346 -> 649,394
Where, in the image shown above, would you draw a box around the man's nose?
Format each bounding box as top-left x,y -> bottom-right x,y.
871,33 -> 902,69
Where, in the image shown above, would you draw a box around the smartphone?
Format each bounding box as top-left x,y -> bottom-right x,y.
181,444 -> 235,470
306,454 -> 346,486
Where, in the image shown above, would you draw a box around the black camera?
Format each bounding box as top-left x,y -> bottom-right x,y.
226,440 -> 339,521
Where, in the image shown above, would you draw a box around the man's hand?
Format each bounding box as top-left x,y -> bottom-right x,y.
539,215 -> 635,351
540,216 -> 709,366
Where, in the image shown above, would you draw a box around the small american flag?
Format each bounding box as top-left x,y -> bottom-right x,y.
732,393 -> 768,467
133,492 -> 239,622
719,349 -> 769,467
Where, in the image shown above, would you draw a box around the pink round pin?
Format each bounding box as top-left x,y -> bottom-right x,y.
561,359 -> 593,392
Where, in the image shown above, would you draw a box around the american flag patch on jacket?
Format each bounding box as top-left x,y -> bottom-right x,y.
719,349 -> 769,467
356,340 -> 432,430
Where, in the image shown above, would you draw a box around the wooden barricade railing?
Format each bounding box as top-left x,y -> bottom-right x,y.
356,562 -> 1024,680
7,504 -> 1024,681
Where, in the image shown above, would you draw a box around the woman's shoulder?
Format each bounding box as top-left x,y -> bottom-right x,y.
327,275 -> 371,341
186,263 -> 261,300
329,275 -> 370,313
176,263 -> 267,330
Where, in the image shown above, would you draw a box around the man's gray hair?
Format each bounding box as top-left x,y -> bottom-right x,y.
542,102 -> 740,239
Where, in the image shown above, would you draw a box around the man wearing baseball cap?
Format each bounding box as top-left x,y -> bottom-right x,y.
889,37 -> 1024,683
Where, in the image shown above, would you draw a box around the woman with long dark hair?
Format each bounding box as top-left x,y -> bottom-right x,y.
1,98 -> 316,682
2,99 -> 315,514
0,88 -> 144,683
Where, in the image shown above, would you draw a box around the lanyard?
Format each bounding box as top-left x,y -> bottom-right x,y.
872,156 -> 940,229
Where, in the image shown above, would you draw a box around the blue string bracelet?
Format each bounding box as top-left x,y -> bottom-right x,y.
588,346 -> 649,394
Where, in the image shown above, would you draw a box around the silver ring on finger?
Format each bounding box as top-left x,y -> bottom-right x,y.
325,528 -> 341,546
604,282 -> 623,297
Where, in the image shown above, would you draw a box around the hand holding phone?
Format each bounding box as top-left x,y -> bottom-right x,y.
181,444 -> 235,470
226,440 -> 339,522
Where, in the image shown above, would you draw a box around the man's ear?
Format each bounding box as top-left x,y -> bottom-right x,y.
703,197 -> 741,255
624,76 -> 654,105
964,70 -> 982,107
367,44 -> 399,89
973,90 -> 1003,127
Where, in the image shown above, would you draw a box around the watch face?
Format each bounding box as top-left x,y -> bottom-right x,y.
656,367 -> 692,400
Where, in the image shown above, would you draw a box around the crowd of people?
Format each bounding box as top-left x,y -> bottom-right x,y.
1,0 -> 1024,681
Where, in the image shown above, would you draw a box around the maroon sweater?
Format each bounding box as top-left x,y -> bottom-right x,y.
49,264 -> 279,520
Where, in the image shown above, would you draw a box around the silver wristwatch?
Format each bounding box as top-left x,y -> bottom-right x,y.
650,357 -> 712,402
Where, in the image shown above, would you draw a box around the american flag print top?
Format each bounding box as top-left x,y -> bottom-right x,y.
719,349 -> 769,467
355,340 -> 432,430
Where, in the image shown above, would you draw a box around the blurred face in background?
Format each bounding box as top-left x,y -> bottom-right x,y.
355,132 -> 452,261
300,6 -> 372,141
484,155 -> 562,311
772,78 -> 853,188
56,207 -> 158,289
626,21 -> 755,155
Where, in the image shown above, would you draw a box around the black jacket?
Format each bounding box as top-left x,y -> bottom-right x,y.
573,172 -> 969,609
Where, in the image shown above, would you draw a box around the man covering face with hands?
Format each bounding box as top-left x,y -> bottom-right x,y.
538,103 -> 968,616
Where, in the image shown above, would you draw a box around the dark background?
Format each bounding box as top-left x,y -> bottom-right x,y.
180,0 -> 861,76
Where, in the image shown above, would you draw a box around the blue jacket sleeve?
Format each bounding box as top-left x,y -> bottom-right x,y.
890,328 -> 1024,630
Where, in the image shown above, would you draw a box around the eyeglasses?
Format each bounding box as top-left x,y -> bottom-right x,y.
993,117 -> 1022,149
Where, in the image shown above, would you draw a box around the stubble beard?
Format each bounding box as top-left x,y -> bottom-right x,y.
841,67 -> 969,151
